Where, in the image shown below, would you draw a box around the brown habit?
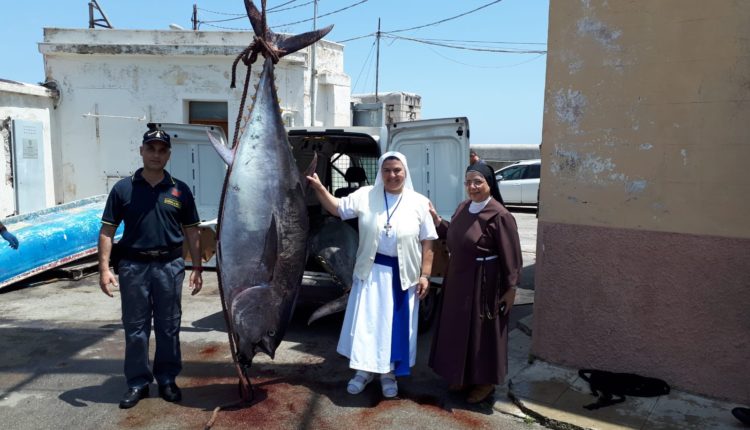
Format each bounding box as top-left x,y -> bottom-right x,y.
428,199 -> 522,385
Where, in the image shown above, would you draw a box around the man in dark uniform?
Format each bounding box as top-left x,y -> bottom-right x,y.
98,126 -> 203,409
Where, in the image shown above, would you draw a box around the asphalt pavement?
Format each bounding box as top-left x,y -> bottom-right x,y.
0,209 -> 542,430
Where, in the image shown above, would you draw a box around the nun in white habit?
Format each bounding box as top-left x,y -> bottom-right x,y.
306,151 -> 437,398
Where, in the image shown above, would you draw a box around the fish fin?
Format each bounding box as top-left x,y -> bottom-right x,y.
207,129 -> 234,166
245,0 -> 333,58
274,26 -> 334,58
307,293 -> 349,325
302,151 -> 319,196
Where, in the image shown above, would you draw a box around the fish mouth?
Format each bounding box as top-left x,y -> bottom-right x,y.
230,284 -> 282,358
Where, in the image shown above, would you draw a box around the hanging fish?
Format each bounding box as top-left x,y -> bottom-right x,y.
207,0 -> 332,400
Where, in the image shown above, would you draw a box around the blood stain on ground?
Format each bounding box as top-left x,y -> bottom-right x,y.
200,345 -> 219,356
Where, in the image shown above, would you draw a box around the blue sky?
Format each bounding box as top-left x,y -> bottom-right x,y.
0,0 -> 549,145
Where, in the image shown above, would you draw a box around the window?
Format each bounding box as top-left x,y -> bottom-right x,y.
498,165 -> 525,180
524,164 -> 541,179
189,101 -> 228,139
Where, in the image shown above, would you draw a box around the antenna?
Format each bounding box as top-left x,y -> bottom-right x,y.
375,18 -> 381,102
88,0 -> 113,29
192,3 -> 198,31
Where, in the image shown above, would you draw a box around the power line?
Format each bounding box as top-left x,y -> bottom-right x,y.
274,0 -> 368,28
425,45 -> 546,69
269,0 -> 316,13
268,0 -> 300,11
352,39 -> 377,93
336,0 -> 507,45
415,37 -> 546,46
196,7 -> 244,17
387,0 -> 505,34
197,0 -> 366,31
336,33 -> 375,43
382,34 -> 547,54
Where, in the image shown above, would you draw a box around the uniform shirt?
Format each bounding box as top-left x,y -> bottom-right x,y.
102,168 -> 200,250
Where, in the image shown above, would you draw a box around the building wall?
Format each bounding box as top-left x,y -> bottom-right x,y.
352,92 -> 422,124
0,81 -> 57,216
40,28 -> 350,202
534,1 -> 750,403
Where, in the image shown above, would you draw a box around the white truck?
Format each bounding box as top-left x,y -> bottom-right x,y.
156,118 -> 470,330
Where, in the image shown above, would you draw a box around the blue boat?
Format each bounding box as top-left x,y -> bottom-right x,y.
0,195 -> 123,288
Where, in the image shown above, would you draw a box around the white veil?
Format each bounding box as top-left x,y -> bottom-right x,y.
373,151 -> 414,192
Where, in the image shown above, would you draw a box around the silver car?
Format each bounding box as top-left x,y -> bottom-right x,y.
495,159 -> 540,206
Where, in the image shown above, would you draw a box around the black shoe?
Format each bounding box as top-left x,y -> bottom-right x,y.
158,383 -> 182,402
733,407 -> 750,426
119,385 -> 149,409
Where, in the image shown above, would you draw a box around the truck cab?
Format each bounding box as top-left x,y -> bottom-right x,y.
288,117 -> 469,330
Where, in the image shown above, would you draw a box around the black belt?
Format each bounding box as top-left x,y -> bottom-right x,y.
121,246 -> 182,262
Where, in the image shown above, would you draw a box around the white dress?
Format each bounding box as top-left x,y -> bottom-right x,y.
336,190 -> 438,374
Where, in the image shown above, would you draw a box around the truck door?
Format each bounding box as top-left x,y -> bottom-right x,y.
387,117 -> 469,220
159,123 -> 227,221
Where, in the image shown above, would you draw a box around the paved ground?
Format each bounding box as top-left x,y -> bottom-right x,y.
0,210 -> 543,430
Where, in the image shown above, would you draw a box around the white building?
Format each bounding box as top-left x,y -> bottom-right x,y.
0,80 -> 57,217
352,91 -> 421,124
37,28 -> 351,211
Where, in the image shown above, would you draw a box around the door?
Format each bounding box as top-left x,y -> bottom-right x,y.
11,120 -> 48,214
521,163 -> 540,204
496,164 -> 525,204
387,117 -> 470,221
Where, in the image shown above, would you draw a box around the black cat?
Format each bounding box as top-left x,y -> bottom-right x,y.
578,369 -> 671,410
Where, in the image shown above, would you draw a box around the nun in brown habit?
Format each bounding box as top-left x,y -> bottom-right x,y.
428,162 -> 522,403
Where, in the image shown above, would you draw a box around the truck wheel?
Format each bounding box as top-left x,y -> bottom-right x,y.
418,285 -> 441,334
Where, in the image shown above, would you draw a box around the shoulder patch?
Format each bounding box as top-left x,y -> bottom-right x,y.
163,197 -> 182,209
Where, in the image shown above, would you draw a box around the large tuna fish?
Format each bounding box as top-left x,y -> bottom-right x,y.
207,0 -> 332,400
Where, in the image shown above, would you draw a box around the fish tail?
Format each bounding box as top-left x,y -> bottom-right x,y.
245,0 -> 333,59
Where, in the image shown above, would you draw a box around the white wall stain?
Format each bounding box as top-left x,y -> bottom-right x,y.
681,149 -> 688,166
640,143 -> 653,150
626,180 -> 647,194
569,60 -> 584,74
553,89 -> 586,133
577,16 -> 622,51
551,145 -> 618,185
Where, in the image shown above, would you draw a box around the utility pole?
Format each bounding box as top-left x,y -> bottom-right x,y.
192,4 -> 198,31
375,18 -> 381,102
309,0 -> 319,126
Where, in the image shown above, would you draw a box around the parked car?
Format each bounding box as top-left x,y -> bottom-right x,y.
495,159 -> 540,206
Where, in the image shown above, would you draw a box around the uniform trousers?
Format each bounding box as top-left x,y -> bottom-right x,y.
118,258 -> 185,388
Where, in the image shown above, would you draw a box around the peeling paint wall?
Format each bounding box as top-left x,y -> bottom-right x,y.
40,29 -> 351,202
534,0 -> 750,404
540,0 -> 750,238
0,82 -> 56,216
